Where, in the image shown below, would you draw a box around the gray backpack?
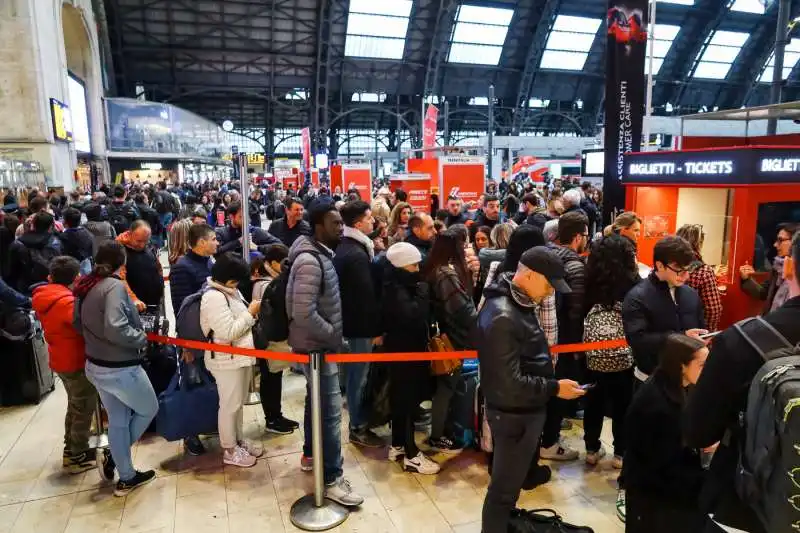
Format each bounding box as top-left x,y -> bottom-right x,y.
733,316 -> 800,533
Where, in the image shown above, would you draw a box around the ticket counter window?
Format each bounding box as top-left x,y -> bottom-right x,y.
752,201 -> 800,272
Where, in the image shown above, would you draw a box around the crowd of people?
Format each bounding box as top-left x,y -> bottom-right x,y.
0,175 -> 796,533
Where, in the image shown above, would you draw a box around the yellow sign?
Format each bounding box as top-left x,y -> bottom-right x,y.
223,153 -> 266,165
50,98 -> 73,142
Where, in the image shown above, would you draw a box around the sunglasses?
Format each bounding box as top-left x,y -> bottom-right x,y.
666,264 -> 690,276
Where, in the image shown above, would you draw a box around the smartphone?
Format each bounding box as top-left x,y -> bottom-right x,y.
699,331 -> 721,340
580,383 -> 597,391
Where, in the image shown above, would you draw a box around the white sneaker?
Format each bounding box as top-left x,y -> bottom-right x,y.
585,446 -> 607,466
388,446 -> 405,462
540,442 -> 579,461
223,446 -> 256,468
403,453 -> 440,475
324,477 -> 364,507
612,455 -> 624,470
238,440 -> 264,458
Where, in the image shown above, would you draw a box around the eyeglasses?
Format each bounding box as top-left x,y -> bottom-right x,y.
776,236 -> 792,244
666,264 -> 690,275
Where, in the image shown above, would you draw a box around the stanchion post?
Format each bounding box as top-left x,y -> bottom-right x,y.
290,351 -> 348,531
88,394 -> 108,449
245,367 -> 260,405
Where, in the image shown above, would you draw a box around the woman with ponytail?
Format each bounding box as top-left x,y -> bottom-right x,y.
74,241 -> 158,497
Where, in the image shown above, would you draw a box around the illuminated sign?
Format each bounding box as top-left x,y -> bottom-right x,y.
624,147 -> 800,185
50,98 -> 73,143
68,75 -> 91,153
141,162 -> 162,170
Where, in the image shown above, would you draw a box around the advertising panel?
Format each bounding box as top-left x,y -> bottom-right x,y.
301,127 -> 311,171
440,156 -> 485,206
423,105 -> 439,159
341,163 -> 372,202
389,174 -> 431,214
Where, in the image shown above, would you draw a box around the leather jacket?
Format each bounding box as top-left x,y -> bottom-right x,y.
477,273 -> 559,413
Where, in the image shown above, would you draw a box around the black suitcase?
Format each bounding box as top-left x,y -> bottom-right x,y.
448,370 -> 479,448
0,314 -> 55,406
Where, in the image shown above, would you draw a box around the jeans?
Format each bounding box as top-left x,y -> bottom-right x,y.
85,361 -> 158,482
258,358 -> 284,421
583,368 -> 634,457
155,212 -> 173,248
302,358 -> 344,485
344,337 -> 372,431
431,369 -> 461,440
207,366 -> 252,449
58,370 -> 97,455
482,408 -> 547,533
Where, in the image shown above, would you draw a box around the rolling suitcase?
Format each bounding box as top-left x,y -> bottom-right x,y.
0,313 -> 55,405
448,370 -> 479,448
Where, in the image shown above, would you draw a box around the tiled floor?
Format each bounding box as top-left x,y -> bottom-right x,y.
0,373 -> 624,533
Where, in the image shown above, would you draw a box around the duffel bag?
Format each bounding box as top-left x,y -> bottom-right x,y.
508,508 -> 594,533
156,360 -> 219,441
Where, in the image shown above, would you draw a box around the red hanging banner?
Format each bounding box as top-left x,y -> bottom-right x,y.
422,105 -> 438,159
301,127 -> 311,171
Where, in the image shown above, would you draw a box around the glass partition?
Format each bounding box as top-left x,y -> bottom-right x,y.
751,201 -> 800,273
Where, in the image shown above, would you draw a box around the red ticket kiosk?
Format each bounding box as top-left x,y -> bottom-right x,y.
623,146 -> 800,328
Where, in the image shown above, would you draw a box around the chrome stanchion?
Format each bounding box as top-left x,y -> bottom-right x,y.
245,368 -> 260,405
290,351 -> 348,530
88,394 -> 108,449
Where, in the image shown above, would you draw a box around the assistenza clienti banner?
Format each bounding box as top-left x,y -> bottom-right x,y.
603,1 -> 648,223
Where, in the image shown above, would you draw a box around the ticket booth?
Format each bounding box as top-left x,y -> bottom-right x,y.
623,146 -> 800,328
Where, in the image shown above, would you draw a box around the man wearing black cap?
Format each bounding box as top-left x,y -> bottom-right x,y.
477,246 -> 587,533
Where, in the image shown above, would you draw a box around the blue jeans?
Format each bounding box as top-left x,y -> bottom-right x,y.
302,359 -> 343,485
155,212 -> 173,248
85,361 -> 159,482
344,338 -> 372,431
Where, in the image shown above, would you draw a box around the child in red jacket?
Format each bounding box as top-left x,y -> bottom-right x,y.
32,256 -> 97,474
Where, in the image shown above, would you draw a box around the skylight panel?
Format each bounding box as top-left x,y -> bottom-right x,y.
351,92 -> 386,103
541,15 -> 601,71
731,0 -> 766,14
447,5 -> 514,66
759,40 -> 800,82
693,30 -> 749,79
645,23 -> 681,74
285,89 -> 307,100
345,0 -> 412,60
468,97 -> 489,106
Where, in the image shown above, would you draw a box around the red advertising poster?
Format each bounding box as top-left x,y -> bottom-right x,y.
422,105 -> 438,159
440,156 -> 485,207
390,174 -> 431,214
301,127 -> 311,171
341,164 -> 372,202
274,167 -> 298,190
310,168 -> 320,188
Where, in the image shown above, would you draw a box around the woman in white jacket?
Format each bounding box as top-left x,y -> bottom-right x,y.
200,252 -> 263,468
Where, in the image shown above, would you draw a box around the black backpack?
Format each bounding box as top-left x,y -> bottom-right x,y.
23,243 -> 59,289
256,252 -> 324,344
732,316 -> 800,533
107,202 -> 136,235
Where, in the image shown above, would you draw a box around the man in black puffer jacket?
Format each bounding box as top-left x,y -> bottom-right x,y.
57,207 -> 94,272
478,247 -> 586,533
8,212 -> 63,294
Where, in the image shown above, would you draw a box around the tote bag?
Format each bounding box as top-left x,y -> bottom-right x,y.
156,360 -> 219,441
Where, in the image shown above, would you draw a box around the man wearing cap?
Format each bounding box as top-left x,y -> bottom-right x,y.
477,246 -> 587,533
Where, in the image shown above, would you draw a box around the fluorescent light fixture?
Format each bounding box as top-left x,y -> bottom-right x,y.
345,0 -> 412,59
447,5 -> 514,66
541,15 -> 602,71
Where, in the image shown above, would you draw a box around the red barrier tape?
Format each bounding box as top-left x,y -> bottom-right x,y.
146,334 -> 310,363
550,339 -> 628,354
326,351 -> 477,363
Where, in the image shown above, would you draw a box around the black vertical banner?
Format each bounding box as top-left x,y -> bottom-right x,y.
603,2 -> 648,224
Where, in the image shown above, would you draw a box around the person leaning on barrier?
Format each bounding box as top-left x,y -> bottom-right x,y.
477,246 -> 586,533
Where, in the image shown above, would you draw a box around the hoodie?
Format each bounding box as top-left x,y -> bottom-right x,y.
57,227 -> 94,263
8,232 -> 62,294
83,220 -> 116,256
32,283 -> 86,373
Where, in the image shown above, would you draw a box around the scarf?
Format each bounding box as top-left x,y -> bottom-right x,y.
343,225 -> 374,260
772,256 -> 791,311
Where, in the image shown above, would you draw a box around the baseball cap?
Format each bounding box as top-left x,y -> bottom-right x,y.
519,246 -> 572,293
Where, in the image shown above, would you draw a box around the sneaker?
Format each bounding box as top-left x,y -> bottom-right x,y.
114,470 -> 156,497
238,440 -> 264,458
388,446 -> 405,462
522,464 -> 552,490
300,455 -> 313,472
223,446 -> 257,468
280,415 -> 300,430
585,446 -> 607,466
349,428 -> 385,448
403,452 -> 441,475
184,436 -> 206,456
265,417 -> 295,435
612,455 -> 624,470
616,489 -> 626,523
63,451 -> 96,475
427,436 -> 463,455
97,448 -> 115,482
539,442 -> 579,461
560,419 -> 573,431
324,476 -> 364,507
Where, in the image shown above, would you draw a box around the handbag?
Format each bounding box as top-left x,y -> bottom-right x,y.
156,360 -> 219,442
429,331 -> 462,376
508,508 -> 594,533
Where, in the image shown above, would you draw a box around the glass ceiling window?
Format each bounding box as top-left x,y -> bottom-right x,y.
731,0 -> 765,14
540,15 -> 602,71
645,24 -> 681,75
693,30 -> 749,79
659,0 -> 694,4
285,89 -> 307,100
759,39 -> 800,82
351,92 -> 387,103
447,5 -> 514,66
345,0 -> 413,60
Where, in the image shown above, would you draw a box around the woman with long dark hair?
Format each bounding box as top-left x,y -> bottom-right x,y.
623,334 -> 710,533
73,241 -> 157,496
582,234 -> 641,468
421,229 -> 477,453
676,224 -> 723,332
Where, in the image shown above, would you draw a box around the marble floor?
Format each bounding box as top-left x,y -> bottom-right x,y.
0,372 -> 624,533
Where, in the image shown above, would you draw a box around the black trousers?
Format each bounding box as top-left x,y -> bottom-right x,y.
618,374 -> 646,489
583,368 -> 634,457
257,358 -> 284,421
626,489 -> 708,533
540,354 -> 581,448
389,362 -> 428,458
482,408 -> 547,533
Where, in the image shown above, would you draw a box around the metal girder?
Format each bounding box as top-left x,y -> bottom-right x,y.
423,0 -> 458,100
312,0 -> 334,152
511,0 -> 561,135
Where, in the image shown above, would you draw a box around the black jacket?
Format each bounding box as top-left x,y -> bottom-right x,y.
740,267 -> 780,315
123,244 -> 164,307
683,296 -> 800,533
215,224 -> 280,257
381,262 -> 429,353
135,202 -> 161,233
622,272 -> 705,377
405,233 -> 433,266
57,227 -> 94,263
551,245 -> 586,345
473,211 -> 500,230
8,232 -> 63,294
169,250 -> 212,312
429,265 -> 477,350
445,212 -> 468,227
477,273 -> 558,413
333,233 -> 381,339
268,218 -> 312,248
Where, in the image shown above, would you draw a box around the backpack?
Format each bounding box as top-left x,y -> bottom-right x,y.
732,316 -> 800,533
24,244 -> 59,288
257,252 -> 324,343
153,191 -> 170,215
107,203 -> 135,235
175,285 -> 226,357
582,303 -> 633,373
